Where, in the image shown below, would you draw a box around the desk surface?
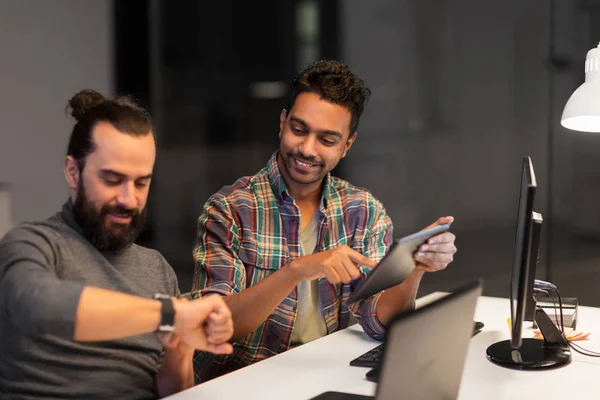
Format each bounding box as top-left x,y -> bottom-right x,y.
166,293 -> 600,400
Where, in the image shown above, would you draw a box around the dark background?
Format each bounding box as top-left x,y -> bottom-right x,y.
2,0 -> 600,305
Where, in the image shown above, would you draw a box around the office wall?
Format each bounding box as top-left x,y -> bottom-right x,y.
339,0 -> 590,299
0,184 -> 11,238
339,0 -> 600,306
116,0 -> 600,304
0,1 -> 113,225
341,0 -> 550,231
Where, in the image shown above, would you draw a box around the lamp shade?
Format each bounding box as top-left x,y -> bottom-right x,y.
561,42 -> 600,132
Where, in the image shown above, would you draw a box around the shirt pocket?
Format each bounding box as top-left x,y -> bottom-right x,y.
239,239 -> 287,288
322,230 -> 365,254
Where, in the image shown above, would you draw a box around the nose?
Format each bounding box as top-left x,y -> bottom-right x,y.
298,133 -> 318,159
116,182 -> 137,210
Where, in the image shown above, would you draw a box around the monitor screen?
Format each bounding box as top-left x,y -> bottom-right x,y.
509,156 -> 537,349
487,156 -> 570,370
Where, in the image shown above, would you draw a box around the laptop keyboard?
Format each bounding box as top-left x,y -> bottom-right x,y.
349,320 -> 484,368
349,344 -> 384,368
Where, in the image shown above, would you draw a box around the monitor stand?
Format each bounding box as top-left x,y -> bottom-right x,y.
486,307 -> 571,370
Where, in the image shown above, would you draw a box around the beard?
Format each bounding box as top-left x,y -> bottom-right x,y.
278,151 -> 327,186
72,183 -> 147,252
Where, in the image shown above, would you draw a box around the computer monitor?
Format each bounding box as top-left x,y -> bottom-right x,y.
524,212 -> 543,322
486,156 -> 571,370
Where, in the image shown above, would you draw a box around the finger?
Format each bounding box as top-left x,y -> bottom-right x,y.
208,310 -> 231,325
205,342 -> 234,355
206,314 -> 232,328
323,267 -> 342,284
418,242 -> 457,254
205,321 -> 233,336
416,262 -> 448,272
339,255 -> 362,280
345,247 -> 378,269
332,260 -> 353,284
208,331 -> 233,345
203,294 -> 230,315
207,329 -> 233,344
423,216 -> 454,230
415,251 -> 453,264
207,326 -> 233,341
415,259 -> 451,271
426,232 -> 456,245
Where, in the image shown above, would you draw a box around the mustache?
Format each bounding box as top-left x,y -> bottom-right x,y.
289,153 -> 321,165
101,205 -> 139,218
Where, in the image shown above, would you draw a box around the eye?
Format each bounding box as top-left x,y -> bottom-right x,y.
320,138 -> 337,146
104,179 -> 121,186
135,180 -> 150,189
291,127 -> 306,135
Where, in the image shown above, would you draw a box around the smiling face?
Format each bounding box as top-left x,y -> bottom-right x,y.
277,92 -> 357,195
64,121 -> 155,251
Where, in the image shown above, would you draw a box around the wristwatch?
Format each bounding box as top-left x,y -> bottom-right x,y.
153,293 -> 175,332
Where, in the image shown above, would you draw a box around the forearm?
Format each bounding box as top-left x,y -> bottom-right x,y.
74,286 -> 163,341
156,348 -> 194,398
375,269 -> 425,326
224,266 -> 300,341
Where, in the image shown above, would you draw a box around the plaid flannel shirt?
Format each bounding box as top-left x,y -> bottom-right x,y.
192,152 -> 393,382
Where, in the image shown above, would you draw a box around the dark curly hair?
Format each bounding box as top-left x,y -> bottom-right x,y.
287,60 -> 371,134
65,89 -> 153,170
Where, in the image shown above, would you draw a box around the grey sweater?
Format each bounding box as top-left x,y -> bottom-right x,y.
0,201 -> 180,399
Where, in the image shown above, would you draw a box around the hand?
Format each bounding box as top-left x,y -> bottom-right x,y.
157,330 -> 194,358
172,295 -> 234,354
156,298 -> 199,357
288,245 -> 378,284
414,216 -> 457,272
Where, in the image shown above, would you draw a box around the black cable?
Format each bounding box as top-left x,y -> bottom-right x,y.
569,342 -> 600,357
548,286 -> 564,333
569,341 -> 600,355
549,286 -> 565,332
549,296 -> 566,332
547,286 -> 600,357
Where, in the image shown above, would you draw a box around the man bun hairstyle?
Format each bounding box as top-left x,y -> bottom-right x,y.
66,89 -> 153,169
67,89 -> 106,121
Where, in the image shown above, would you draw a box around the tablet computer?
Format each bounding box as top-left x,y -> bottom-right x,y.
347,223 -> 451,304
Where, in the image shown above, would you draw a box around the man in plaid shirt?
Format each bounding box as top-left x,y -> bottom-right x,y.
192,60 -> 457,382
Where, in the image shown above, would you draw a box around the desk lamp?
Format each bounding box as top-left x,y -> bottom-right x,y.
561,42 -> 600,132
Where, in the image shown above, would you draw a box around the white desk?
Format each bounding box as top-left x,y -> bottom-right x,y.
166,294 -> 600,399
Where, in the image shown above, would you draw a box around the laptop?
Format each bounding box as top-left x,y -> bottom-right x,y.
349,321 -> 484,369
309,280 -> 482,400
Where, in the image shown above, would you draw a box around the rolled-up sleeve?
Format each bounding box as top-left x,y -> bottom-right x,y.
348,205 -> 393,340
0,227 -> 83,339
192,197 -> 246,298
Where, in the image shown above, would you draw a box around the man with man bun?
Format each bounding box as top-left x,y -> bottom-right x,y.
0,89 -> 234,399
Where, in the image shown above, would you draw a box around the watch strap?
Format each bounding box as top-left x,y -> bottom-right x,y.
153,294 -> 175,332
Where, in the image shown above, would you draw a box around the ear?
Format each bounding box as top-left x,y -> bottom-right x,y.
341,132 -> 358,159
64,156 -> 81,192
279,109 -> 287,135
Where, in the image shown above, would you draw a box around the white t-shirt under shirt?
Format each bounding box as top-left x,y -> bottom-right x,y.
290,213 -> 328,347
